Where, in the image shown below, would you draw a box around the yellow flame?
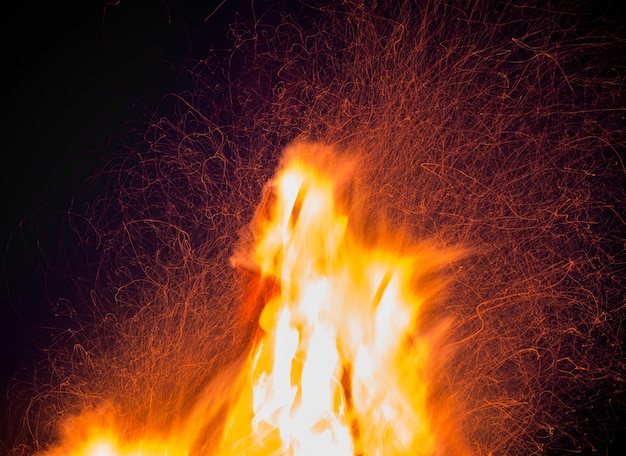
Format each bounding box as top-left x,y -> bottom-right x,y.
39,149 -> 463,456
217,154 -> 448,455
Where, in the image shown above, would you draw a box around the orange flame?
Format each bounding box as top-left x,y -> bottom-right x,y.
39,144 -> 466,455
218,144 -> 464,454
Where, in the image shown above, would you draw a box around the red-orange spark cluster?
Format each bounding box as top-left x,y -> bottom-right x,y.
3,1 -> 625,455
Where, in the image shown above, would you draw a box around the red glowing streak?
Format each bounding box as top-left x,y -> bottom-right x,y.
5,1 -> 624,455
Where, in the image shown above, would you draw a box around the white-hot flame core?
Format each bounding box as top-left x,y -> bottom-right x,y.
218,160 -> 440,455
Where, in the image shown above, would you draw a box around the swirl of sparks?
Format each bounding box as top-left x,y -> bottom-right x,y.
3,1 -> 625,455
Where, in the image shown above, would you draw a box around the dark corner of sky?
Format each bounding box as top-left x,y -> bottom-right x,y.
0,0 -> 237,424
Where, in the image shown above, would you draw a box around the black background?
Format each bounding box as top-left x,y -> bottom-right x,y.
0,0 -> 234,448
1,0 -> 236,389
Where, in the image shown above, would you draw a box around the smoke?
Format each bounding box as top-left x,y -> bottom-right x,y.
4,1 -> 625,454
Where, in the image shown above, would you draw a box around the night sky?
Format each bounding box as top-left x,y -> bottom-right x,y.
1,0 -> 234,446
1,0 -> 624,453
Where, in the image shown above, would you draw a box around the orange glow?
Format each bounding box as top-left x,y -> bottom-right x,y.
8,1 -> 622,454
38,146 -> 464,455
216,147 -> 462,454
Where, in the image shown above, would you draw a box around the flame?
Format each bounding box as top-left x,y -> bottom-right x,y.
38,146 -> 464,455
217,147 -> 461,455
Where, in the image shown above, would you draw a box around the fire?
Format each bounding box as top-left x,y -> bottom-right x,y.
6,1 -> 624,454
37,145 -> 463,456
217,145 -> 460,455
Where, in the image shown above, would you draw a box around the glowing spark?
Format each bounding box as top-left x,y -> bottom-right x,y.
6,2 -> 624,455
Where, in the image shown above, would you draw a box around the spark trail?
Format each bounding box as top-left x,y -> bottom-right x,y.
5,1 -> 625,455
